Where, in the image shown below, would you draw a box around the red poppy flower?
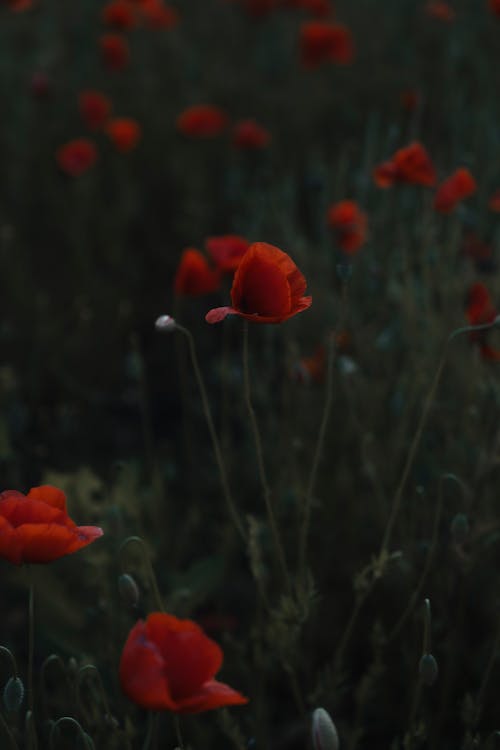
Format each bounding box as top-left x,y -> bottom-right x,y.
232,120 -> 271,150
425,1 -> 455,21
206,241 -> 312,324
0,485 -> 103,566
326,200 -> 368,254
465,283 -> 500,360
100,34 -> 130,71
205,235 -> 250,272
120,612 -> 248,713
176,106 -> 228,139
433,168 -> 476,213
56,139 -> 98,177
174,249 -> 221,296
102,0 -> 138,28
299,21 -> 354,68
136,0 -> 179,27
106,117 -> 142,152
488,189 -> 500,212
78,90 -> 112,130
489,0 -> 500,16
373,142 -> 437,188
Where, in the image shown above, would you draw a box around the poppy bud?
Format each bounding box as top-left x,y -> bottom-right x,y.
118,573 -> 140,609
451,513 -> 469,545
419,653 -> 438,685
312,707 -> 339,750
155,314 -> 177,332
3,676 -> 24,712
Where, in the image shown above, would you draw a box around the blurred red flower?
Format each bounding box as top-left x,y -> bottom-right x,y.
465,283 -> 500,360
373,142 -> 436,188
106,117 -> 142,151
102,0 -> 138,29
232,119 -> 271,149
488,189 -> 500,211
56,139 -> 98,177
174,249 -> 221,296
425,1 -> 455,21
433,168 -> 477,213
326,200 -> 368,254
241,0 -> 277,18
78,90 -> 112,130
205,235 -> 250,272
489,0 -> 500,15
177,106 -> 228,138
5,0 -> 33,11
100,34 -> 130,71
206,241 -> 312,324
293,344 -> 326,384
119,612 -> 248,712
299,21 -> 354,68
136,0 -> 179,28
0,485 -> 103,565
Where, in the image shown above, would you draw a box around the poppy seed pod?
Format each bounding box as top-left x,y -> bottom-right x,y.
312,707 -> 339,750
155,315 -> 177,333
118,573 -> 140,609
419,653 -> 438,685
3,676 -> 25,712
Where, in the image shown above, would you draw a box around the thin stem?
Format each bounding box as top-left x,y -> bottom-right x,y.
242,321 -> 292,594
28,577 -> 35,717
173,715 -> 184,750
176,324 -> 246,542
331,589 -> 369,685
119,536 -> 164,612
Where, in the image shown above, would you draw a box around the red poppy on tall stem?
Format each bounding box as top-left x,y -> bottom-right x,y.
433,168 -> 477,213
120,612 -> 248,712
373,142 -> 436,188
232,120 -> 271,150
206,242 -> 312,324
56,139 -> 98,177
205,235 -> 250,273
100,34 -> 130,71
0,485 -> 103,565
78,90 -> 112,130
326,200 -> 368,255
174,249 -> 221,296
176,106 -> 228,138
106,117 -> 142,152
299,21 -> 354,68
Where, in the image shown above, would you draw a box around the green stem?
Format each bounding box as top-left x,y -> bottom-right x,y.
119,536 -> 164,612
28,578 -> 35,717
173,715 -> 184,749
0,711 -> 18,750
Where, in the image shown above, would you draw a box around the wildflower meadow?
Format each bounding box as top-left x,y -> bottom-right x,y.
1,0 -> 500,748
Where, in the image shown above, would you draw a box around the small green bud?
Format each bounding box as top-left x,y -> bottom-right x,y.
3,676 -> 24,712
312,707 -> 339,750
118,573 -> 140,609
451,513 -> 469,545
419,653 -> 438,685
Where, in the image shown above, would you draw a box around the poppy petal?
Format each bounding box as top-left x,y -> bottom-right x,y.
13,522 -> 102,564
176,679 -> 249,714
119,620 -> 175,710
205,306 -> 235,324
27,485 -> 67,512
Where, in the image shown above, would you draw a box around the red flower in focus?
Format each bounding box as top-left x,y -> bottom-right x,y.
205,235 -> 250,273
206,241 -> 312,324
373,142 -> 436,188
177,106 -> 228,138
282,0 -> 333,17
326,200 -> 368,255
136,0 -> 179,28
174,249 -> 221,296
425,1 -> 455,21
102,0 -> 138,28
106,117 -> 142,151
433,168 -> 477,213
299,22 -> 354,68
0,485 -> 103,565
466,282 -> 500,360
56,139 -> 98,177
489,0 -> 500,16
119,612 -> 248,713
232,120 -> 271,150
488,189 -> 500,212
100,34 -> 130,71
79,90 -> 112,130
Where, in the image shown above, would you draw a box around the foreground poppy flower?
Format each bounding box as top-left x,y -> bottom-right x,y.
120,613 -> 248,712
78,90 -> 112,130
102,0 -> 138,29
205,235 -> 250,272
373,142 -> 436,188
0,485 -> 103,565
206,242 -> 312,324
232,119 -> 271,150
465,282 -> 500,360
174,249 -> 221,296
434,168 -> 476,213
106,117 -> 142,151
488,189 -> 500,212
177,106 -> 228,138
100,34 -> 130,71
299,21 -> 354,68
56,139 -> 98,177
425,1 -> 455,21
326,200 -> 368,254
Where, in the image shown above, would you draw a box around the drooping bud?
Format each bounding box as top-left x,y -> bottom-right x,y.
419,653 -> 438,685
118,573 -> 140,609
451,513 -> 469,545
3,676 -> 24,712
312,707 -> 340,750
155,314 -> 177,333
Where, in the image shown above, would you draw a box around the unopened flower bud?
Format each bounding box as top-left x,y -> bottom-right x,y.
419,653 -> 438,685
3,676 -> 24,712
312,707 -> 339,750
118,573 -> 140,609
451,513 -> 469,545
155,315 -> 176,333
